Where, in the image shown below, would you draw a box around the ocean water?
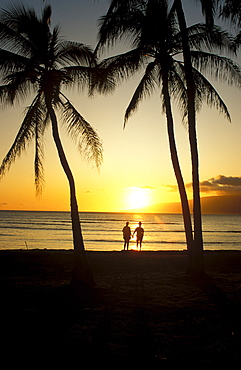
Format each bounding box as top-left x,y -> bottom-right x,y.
0,210 -> 240,251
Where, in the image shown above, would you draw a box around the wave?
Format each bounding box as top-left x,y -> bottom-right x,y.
86,238 -> 186,244
1,211 -> 241,251
85,239 -> 241,246
1,225 -> 71,231
80,217 -> 181,225
2,222 -> 241,235
204,230 -> 241,233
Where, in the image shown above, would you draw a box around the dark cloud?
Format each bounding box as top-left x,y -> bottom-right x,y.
189,175 -> 241,195
165,175 -> 241,196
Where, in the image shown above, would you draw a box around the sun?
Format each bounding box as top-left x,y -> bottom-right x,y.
126,186 -> 152,210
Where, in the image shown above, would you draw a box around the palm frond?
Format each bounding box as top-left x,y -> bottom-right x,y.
168,62 -> 188,123
56,40 -> 96,68
0,71 -> 38,106
0,48 -> 31,75
60,66 -> 90,89
220,0 -> 241,27
61,63 -> 113,96
88,65 -> 116,96
96,0 -> 145,52
0,24 -> 29,57
0,3 -> 44,58
100,48 -> 147,85
59,95 -> 103,168
190,50 -> 241,86
235,31 -> 241,47
33,95 -> 49,195
192,67 -> 231,121
187,23 -> 236,54
172,59 -> 231,122
124,61 -> 158,126
34,119 -> 45,196
0,94 -> 47,179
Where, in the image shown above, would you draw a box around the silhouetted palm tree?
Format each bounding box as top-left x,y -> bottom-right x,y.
0,4 -> 103,287
96,0 -> 240,272
174,0 -> 204,271
97,0 -> 194,268
197,0 -> 240,32
173,0 -> 240,272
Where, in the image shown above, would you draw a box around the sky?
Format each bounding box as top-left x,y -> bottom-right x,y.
0,0 -> 241,213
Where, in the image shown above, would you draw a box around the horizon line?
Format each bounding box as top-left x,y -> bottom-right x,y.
0,209 -> 240,215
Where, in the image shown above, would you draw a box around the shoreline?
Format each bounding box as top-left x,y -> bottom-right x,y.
1,247 -> 241,251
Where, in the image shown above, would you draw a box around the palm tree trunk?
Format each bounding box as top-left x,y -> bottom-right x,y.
175,0 -> 204,274
162,68 -> 194,271
45,95 -> 95,287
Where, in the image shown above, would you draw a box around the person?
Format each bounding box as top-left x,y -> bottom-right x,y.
122,222 -> 131,250
133,222 -> 144,250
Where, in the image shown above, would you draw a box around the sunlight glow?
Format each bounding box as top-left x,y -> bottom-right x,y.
126,186 -> 153,210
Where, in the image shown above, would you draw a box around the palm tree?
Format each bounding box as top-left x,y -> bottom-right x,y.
96,0 -> 240,272
97,0 -> 194,269
197,0 -> 240,29
173,0 -> 240,272
0,4 -> 103,287
173,0 -> 204,272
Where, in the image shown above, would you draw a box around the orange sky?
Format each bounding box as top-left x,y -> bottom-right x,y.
0,0 -> 241,213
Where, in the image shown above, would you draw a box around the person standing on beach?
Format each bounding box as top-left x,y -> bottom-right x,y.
133,222 -> 144,250
122,222 -> 132,250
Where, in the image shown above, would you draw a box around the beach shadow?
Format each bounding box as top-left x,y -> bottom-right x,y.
0,281 -> 111,366
190,272 -> 241,363
192,273 -> 241,332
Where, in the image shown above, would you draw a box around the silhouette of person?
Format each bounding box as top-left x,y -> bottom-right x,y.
133,222 -> 144,250
122,222 -> 131,250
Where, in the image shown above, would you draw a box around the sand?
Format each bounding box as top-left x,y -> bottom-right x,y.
0,249 -> 241,366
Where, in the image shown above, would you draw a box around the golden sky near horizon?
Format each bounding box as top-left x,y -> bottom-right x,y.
0,0 -> 241,213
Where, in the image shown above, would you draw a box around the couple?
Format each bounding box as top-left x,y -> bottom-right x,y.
122,221 -> 144,251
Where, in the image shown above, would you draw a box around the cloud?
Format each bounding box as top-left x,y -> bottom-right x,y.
126,185 -> 155,191
164,184 -> 178,192
188,175 -> 241,195
140,185 -> 155,190
164,175 -> 241,196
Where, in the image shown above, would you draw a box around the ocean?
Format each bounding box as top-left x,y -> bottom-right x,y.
0,210 -> 240,251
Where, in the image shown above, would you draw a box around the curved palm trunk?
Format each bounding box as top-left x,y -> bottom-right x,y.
45,95 -> 95,287
175,0 -> 204,274
161,67 -> 194,270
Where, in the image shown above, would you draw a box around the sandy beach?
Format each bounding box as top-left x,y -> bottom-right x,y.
0,249 -> 241,366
